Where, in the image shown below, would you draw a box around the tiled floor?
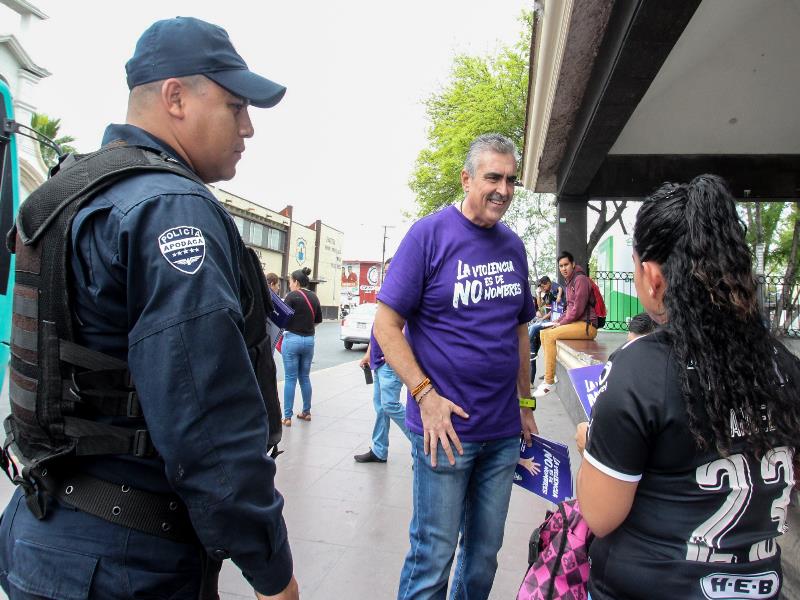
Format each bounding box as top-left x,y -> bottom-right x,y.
0,355 -> 572,600
2,345 -> 795,598
215,360 -> 577,599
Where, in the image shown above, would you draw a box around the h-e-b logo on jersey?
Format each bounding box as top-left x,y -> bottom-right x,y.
700,571 -> 778,599
159,226 -> 206,275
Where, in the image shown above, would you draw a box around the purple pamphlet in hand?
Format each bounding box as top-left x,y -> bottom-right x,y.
567,363 -> 606,418
513,435 -> 573,503
269,290 -> 295,328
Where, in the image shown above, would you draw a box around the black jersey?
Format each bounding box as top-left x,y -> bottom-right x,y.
584,331 -> 796,600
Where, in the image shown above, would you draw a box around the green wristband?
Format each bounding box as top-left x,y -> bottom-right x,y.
519,396 -> 536,410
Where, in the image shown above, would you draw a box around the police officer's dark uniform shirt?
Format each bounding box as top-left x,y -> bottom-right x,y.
67,124 -> 292,594
584,331 -> 793,600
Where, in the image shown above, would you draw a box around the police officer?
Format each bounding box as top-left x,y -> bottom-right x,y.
0,17 -> 298,599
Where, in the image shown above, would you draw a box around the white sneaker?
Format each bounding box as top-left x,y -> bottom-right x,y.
533,381 -> 556,398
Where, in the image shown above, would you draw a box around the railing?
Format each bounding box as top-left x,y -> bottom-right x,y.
591,271 -> 643,332
590,271 -> 800,338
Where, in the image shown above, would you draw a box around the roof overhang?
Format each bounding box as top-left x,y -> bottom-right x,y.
522,0 -> 614,194
522,0 -> 800,199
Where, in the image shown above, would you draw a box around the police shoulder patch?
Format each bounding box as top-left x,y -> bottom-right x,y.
158,226 -> 206,274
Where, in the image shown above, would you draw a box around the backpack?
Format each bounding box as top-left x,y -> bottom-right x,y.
517,499 -> 594,600
587,277 -> 607,328
578,273 -> 606,330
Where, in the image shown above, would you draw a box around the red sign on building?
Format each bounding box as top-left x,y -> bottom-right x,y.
341,260 -> 381,307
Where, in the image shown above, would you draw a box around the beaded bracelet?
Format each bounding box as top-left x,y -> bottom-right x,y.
415,385 -> 435,404
411,377 -> 431,398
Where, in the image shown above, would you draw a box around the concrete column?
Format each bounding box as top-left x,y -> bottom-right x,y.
556,195 -> 588,277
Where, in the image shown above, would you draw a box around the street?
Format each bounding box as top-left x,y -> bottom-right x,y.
274,321 -> 367,380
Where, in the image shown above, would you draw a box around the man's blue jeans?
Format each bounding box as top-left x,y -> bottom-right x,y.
282,331 -> 315,418
398,433 -> 519,600
371,363 -> 411,460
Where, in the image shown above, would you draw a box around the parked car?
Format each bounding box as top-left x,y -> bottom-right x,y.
340,302 -> 378,349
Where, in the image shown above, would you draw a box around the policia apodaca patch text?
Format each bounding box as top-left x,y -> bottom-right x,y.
0,17 -> 300,600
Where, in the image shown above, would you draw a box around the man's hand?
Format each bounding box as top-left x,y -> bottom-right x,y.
575,422 -> 589,456
256,576 -> 299,600
358,353 -> 370,369
520,408 -> 538,446
418,390 -> 469,467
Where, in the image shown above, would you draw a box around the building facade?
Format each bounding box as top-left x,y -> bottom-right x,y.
0,0 -> 50,198
283,207 -> 343,320
210,185 -> 290,284
209,188 -> 343,320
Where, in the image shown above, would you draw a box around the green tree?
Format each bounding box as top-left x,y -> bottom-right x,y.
410,15 -> 531,215
770,203 -> 799,266
741,200 -> 786,274
410,12 -> 558,277
501,189 -> 556,281
410,11 -> 627,275
738,200 -> 799,335
30,112 -> 76,168
772,202 -> 799,336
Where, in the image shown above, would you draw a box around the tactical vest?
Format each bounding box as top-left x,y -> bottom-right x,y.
3,144 -> 282,520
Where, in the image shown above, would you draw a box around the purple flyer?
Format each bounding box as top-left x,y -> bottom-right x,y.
513,435 -> 573,503
568,363 -> 606,418
269,290 -> 295,328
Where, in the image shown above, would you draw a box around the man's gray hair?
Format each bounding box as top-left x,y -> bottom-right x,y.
463,133 -> 518,176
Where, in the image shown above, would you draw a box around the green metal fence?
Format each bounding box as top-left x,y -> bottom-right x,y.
592,271 -> 799,338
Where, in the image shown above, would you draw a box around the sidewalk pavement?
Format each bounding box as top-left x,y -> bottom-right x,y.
216,356 -> 580,599
0,349 -> 797,598
0,354 -> 575,600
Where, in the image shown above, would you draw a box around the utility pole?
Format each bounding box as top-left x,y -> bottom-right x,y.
380,225 -> 395,285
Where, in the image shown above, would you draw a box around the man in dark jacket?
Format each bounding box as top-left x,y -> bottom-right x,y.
0,17 -> 297,599
534,251 -> 598,398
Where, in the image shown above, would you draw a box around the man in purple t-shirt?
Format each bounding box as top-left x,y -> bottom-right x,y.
354,258 -> 412,463
375,134 -> 539,600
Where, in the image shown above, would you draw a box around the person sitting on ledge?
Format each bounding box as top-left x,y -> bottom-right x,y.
534,251 -> 598,398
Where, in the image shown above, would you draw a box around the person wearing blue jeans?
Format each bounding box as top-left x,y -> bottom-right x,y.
528,276 -> 565,382
528,321 -> 546,382
375,135 -> 539,600
281,267 -> 322,425
281,331 -> 315,420
399,434 -> 519,598
354,327 -> 412,463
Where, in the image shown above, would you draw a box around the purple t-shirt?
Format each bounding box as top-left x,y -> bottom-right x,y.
378,206 -> 535,441
368,328 -> 385,370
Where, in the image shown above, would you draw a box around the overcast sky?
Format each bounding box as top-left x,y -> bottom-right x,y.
9,0 -> 532,260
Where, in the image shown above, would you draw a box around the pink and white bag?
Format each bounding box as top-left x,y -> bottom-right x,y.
517,499 -> 594,600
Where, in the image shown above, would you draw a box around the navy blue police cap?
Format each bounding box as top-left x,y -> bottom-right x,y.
125,17 -> 286,108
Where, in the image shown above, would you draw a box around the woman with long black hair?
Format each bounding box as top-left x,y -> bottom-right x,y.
575,175 -> 799,599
